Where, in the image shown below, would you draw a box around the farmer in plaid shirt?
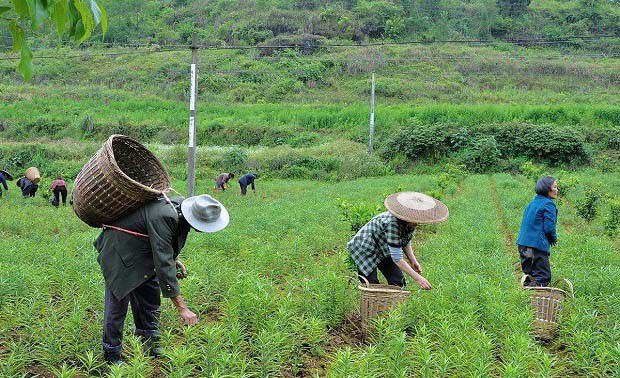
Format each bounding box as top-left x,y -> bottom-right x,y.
348,192 -> 449,290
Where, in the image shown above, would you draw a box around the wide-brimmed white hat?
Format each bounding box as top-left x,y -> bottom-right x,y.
384,191 -> 449,224
181,194 -> 229,233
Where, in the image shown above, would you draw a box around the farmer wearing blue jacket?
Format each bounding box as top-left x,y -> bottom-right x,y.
516,176 -> 558,286
238,173 -> 258,196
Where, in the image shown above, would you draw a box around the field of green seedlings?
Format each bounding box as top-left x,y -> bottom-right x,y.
2,167 -> 620,377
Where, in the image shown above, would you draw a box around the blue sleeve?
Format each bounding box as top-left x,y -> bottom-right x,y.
543,202 -> 558,245
389,245 -> 403,263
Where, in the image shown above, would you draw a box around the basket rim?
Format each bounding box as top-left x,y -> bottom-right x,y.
357,284 -> 411,294
106,134 -> 170,195
523,286 -> 567,296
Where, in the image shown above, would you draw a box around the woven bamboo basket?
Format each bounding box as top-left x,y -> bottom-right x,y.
521,275 -> 574,340
358,275 -> 411,328
71,134 -> 171,227
25,167 -> 41,183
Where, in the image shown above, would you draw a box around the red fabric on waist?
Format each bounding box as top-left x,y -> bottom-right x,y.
102,224 -> 149,238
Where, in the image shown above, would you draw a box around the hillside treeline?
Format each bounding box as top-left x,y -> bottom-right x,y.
1,0 -> 619,48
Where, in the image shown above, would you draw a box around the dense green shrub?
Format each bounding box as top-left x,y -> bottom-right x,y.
384,122 -> 590,167
475,123 -> 590,165
381,123 -> 470,161
603,198 -> 620,237
520,161 -> 545,181
586,128 -> 620,150
458,136 -> 501,173
576,186 -> 601,223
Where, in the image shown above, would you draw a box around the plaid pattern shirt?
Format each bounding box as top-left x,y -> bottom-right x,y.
347,211 -> 415,275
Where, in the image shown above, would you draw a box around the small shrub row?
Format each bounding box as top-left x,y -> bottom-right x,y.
382,122 -> 591,171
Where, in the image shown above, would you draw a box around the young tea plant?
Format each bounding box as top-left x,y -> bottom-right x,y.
576,186 -> 602,223
336,198 -> 382,232
520,161 -> 546,182
603,198 -> 620,237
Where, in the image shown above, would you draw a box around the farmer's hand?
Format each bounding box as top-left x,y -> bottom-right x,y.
175,260 -> 187,279
411,260 -> 423,274
414,275 -> 432,290
179,308 -> 198,325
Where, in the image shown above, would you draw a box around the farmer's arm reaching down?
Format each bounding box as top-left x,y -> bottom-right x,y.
389,243 -> 431,290
403,242 -> 422,273
395,259 -> 432,290
170,295 -> 198,325
147,209 -> 198,325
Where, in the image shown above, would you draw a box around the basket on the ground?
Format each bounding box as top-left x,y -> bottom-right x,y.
358,275 -> 411,328
25,167 -> 40,183
521,275 -> 574,340
71,134 -> 171,227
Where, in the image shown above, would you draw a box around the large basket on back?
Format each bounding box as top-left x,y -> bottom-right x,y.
25,167 -> 41,183
521,275 -> 574,340
71,135 -> 171,227
358,275 -> 411,329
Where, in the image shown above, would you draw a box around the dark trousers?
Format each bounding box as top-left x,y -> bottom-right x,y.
358,257 -> 405,287
53,186 -> 67,206
240,183 -> 248,196
103,277 -> 161,360
519,246 -> 551,286
22,184 -> 38,198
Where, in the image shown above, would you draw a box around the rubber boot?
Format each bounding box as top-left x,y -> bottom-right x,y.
142,337 -> 163,358
103,351 -> 122,365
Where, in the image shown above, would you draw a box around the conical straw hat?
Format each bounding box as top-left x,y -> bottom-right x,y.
384,192 -> 449,224
0,169 -> 13,181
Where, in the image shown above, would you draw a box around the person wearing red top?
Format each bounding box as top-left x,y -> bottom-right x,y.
50,176 -> 68,207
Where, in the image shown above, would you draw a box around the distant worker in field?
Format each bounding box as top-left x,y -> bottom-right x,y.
50,176 -> 68,207
16,176 -> 39,198
517,176 -> 558,287
94,194 -> 229,364
347,192 -> 449,290
239,172 -> 258,196
215,172 -> 235,191
0,170 -> 9,198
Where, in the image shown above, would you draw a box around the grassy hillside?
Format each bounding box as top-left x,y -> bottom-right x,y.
1,44 -> 619,146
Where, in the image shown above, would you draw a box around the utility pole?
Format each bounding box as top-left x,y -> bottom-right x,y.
369,72 -> 375,156
187,32 -> 198,196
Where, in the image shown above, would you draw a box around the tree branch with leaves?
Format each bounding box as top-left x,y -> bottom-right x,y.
1,0 -> 107,81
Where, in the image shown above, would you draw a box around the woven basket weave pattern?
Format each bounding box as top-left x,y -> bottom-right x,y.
71,135 -> 170,227
521,275 -> 573,340
25,167 -> 41,183
358,280 -> 411,328
526,287 -> 567,340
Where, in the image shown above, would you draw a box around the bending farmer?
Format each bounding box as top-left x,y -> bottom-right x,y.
347,192 -> 449,290
50,176 -> 68,207
517,176 -> 558,286
239,173 -> 258,196
215,172 -> 234,191
16,177 -> 38,198
94,194 -> 229,364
